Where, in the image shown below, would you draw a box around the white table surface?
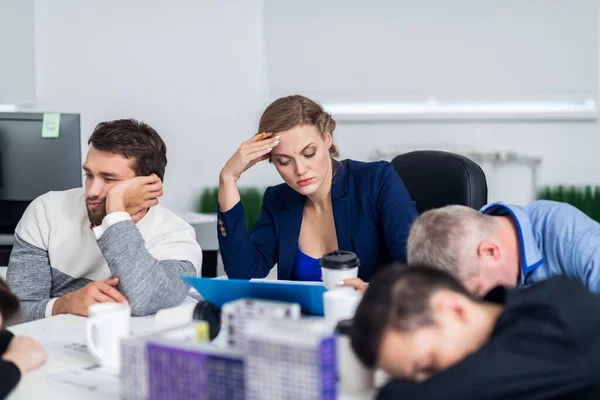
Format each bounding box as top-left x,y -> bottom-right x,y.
6,312 -> 373,400
6,314 -> 155,400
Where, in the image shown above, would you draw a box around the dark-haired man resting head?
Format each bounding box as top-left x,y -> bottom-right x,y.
7,119 -> 203,322
351,264 -> 600,400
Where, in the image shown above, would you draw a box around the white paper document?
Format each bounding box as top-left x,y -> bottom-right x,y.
45,364 -> 120,398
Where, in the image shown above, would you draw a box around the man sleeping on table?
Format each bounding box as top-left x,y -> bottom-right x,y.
351,263 -> 600,400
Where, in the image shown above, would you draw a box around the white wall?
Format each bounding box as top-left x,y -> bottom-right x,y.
29,1 -> 600,211
335,120 -> 597,205
0,0 -> 35,104
33,0 -> 281,213
266,0 -> 598,103
264,0 -> 600,206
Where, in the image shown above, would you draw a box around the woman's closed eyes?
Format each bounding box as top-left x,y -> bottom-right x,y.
276,151 -> 316,166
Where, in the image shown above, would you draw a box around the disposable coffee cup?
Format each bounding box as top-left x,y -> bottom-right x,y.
324,289 -> 362,327
320,250 -> 360,290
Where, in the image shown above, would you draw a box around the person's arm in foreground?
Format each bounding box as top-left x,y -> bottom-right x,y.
0,331 -> 19,399
0,332 -> 46,399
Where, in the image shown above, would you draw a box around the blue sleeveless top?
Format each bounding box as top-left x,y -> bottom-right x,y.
293,247 -> 322,281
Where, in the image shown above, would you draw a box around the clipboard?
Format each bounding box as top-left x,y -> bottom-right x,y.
181,277 -> 327,315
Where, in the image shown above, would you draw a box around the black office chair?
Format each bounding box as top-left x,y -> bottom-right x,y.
391,150 -> 488,214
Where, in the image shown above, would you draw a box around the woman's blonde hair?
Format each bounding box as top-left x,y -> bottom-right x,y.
258,95 -> 339,157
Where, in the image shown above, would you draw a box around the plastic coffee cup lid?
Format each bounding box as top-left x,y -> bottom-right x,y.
320,250 -> 360,270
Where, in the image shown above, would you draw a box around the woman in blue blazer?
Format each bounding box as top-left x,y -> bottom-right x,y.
217,95 -> 418,283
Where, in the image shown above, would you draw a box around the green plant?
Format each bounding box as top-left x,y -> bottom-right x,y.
537,185 -> 600,223
198,186 -> 265,231
199,187 -> 219,214
583,186 -> 593,218
594,186 -> 600,222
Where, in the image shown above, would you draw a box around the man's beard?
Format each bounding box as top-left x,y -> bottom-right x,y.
86,200 -> 107,227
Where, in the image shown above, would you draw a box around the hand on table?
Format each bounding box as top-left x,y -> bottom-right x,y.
52,278 -> 128,317
2,336 -> 47,375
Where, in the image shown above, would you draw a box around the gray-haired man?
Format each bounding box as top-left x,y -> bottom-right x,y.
407,200 -> 600,296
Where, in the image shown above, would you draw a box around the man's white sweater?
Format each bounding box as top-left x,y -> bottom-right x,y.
6,188 -> 203,322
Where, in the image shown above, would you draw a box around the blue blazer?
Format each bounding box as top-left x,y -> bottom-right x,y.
217,159 -> 418,281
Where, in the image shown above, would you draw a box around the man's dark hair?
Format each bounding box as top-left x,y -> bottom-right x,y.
88,119 -> 167,181
0,279 -> 19,326
350,263 -> 476,368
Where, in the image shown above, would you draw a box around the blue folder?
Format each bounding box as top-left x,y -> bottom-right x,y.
181,277 -> 327,315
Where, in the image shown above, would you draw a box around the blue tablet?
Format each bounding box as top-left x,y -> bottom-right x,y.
181,277 -> 327,315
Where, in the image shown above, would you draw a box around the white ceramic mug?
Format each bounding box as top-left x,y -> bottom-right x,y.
323,288 -> 362,327
85,302 -> 131,371
320,251 -> 360,290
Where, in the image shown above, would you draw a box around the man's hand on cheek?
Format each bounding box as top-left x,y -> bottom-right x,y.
106,174 -> 164,220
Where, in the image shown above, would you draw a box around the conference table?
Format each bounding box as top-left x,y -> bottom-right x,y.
7,313 -> 155,400
6,300 -> 374,400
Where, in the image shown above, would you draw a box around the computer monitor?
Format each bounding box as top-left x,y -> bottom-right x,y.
0,112 -> 82,233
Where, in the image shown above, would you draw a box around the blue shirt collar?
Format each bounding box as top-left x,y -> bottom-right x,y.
480,202 -> 545,284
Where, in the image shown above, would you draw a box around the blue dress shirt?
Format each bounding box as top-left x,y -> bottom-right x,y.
481,200 -> 600,291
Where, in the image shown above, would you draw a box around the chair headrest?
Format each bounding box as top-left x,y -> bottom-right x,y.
391,150 -> 488,214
